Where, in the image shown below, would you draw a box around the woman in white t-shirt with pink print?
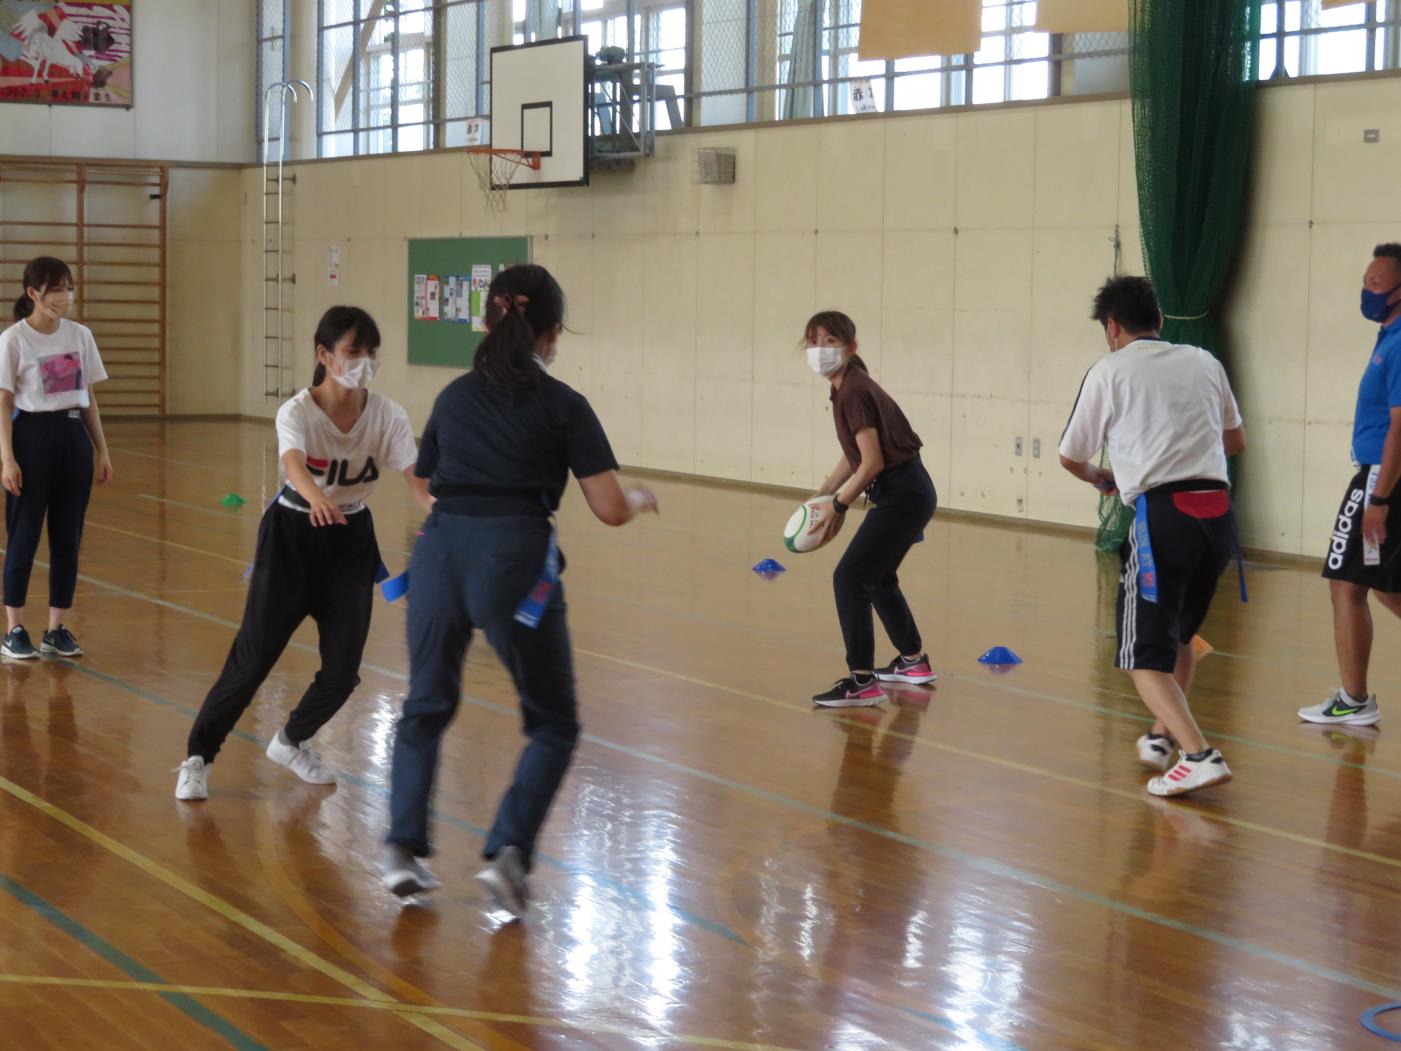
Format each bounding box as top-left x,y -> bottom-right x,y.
0,256 -> 112,662
175,306 -> 432,802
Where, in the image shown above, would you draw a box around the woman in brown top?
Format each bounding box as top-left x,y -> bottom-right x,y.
805,311 -> 938,708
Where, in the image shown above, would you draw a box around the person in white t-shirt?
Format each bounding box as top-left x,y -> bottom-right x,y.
175,306 -> 432,802
0,256 -> 112,662
1059,276 -> 1246,799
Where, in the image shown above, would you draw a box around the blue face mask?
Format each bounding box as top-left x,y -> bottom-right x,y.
1361,280 -> 1401,323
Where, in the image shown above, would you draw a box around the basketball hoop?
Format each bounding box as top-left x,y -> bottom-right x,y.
466,147 -> 542,215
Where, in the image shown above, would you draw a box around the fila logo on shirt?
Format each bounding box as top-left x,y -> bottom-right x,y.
306,455 -> 379,487
1328,486 -> 1367,570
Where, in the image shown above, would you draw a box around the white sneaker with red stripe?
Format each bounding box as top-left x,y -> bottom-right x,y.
875,654 -> 938,685
1146,749 -> 1232,797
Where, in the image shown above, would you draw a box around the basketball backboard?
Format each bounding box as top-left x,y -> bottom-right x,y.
488,36 -> 589,189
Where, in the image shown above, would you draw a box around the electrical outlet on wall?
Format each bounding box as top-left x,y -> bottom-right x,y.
1014,436 -> 1023,457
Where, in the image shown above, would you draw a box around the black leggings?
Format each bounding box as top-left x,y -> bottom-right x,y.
187,503 -> 381,763
3,410 -> 93,610
833,458 -> 937,671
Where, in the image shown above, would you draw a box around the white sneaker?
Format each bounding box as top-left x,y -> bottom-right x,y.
1136,733 -> 1176,771
475,845 -> 529,919
265,734 -> 336,785
380,844 -> 441,897
1147,749 -> 1232,797
1297,689 -> 1381,727
174,757 -> 208,801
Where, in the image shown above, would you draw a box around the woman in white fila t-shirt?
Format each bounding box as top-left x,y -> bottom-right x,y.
175,306 -> 432,802
0,256 -> 113,662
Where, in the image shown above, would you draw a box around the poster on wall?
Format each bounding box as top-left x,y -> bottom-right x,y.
0,1 -> 134,107
470,265 -> 492,333
407,237 -> 530,367
413,274 -> 428,320
424,275 -> 440,322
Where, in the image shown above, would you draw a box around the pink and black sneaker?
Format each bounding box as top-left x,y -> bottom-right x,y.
812,675 -> 885,708
875,653 -> 938,686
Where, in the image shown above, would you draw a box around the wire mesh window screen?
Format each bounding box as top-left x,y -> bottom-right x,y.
318,0 -> 440,156
257,0 -> 290,147
306,0 -> 1401,154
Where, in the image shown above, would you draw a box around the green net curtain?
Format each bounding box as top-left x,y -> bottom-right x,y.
1129,0 -> 1261,357
1095,0 -> 1262,553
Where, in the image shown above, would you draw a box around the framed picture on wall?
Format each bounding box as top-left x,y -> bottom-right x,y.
0,1 -> 134,108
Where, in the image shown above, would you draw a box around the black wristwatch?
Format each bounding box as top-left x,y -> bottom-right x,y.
1371,491 -> 1393,507
832,496 -> 849,515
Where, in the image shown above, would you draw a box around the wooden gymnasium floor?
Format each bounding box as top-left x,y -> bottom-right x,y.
2,418 -> 1400,1051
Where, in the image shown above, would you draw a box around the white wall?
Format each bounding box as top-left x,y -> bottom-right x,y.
0,0 -> 255,164
188,73 -> 1401,557
230,97 -> 1140,538
1225,77 -> 1401,557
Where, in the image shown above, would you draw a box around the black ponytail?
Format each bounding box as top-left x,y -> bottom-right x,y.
311,305 -> 381,387
14,256 -> 74,323
475,264 -> 565,390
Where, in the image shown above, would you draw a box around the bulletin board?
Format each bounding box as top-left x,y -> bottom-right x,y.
407,237 -> 532,367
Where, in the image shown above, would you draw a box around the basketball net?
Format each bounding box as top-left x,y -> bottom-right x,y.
466,148 -> 540,215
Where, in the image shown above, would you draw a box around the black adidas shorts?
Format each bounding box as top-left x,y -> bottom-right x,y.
1117,482 -> 1234,673
1321,466 -> 1401,592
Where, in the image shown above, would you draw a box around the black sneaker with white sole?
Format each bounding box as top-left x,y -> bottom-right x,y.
874,654 -> 938,685
2,626 -> 38,660
41,626 -> 83,658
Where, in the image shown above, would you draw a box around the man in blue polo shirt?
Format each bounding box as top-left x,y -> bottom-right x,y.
1300,243 -> 1401,728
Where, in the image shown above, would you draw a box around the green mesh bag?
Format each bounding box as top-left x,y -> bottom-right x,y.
1094,448 -> 1134,553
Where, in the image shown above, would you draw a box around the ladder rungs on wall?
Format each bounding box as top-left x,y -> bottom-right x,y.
0,159 -> 169,416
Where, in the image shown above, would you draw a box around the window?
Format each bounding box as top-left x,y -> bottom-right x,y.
257,0 -> 290,150
970,0 -> 1050,105
698,0 -> 1051,127
317,0 -> 437,158
1260,0 -> 1401,80
303,0 -> 1401,157
562,1 -> 687,131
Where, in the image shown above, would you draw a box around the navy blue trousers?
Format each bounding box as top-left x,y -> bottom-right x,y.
4,411 -> 93,610
388,511 -> 578,870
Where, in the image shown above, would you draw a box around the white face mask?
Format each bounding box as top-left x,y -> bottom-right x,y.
332,355 -> 379,389
806,344 -> 846,377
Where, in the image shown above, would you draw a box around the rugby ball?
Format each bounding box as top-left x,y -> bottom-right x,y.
784,495 -> 837,554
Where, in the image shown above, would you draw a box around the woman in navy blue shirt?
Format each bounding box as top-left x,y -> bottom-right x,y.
381,264 -> 657,916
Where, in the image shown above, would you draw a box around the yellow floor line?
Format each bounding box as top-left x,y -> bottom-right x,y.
573,647 -> 1401,873
85,520 -> 250,567
0,775 -> 483,1051
73,511 -> 1401,875
253,800 -> 534,1051
0,974 -> 802,1051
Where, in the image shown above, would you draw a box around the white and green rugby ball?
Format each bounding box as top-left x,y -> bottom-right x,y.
784,495 -> 836,554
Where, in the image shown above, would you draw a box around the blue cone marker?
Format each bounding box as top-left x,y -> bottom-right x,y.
752,558 -> 786,581
978,646 -> 1022,666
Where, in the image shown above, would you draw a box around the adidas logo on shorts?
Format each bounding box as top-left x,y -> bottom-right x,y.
1328,487 -> 1366,571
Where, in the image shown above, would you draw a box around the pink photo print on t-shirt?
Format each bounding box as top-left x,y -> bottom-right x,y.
39,351 -> 83,395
